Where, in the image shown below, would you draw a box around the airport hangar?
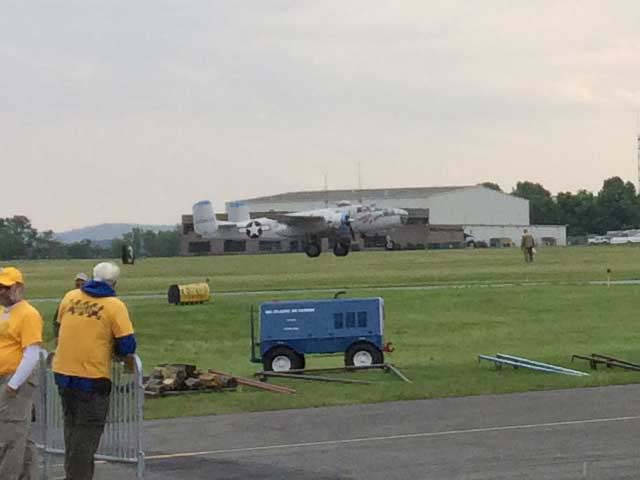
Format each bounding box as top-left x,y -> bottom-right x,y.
180,185 -> 567,255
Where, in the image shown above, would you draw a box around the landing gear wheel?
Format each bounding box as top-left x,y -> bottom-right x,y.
385,240 -> 396,251
263,347 -> 305,372
333,242 -> 350,257
344,342 -> 384,367
305,243 -> 321,258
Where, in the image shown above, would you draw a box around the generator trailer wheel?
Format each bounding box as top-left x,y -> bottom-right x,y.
263,346 -> 305,372
345,342 -> 384,367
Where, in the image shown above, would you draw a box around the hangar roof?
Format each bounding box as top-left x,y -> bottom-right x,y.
238,186 -> 473,204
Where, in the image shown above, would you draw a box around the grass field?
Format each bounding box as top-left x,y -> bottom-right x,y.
12,246 -> 640,419
16,245 -> 640,299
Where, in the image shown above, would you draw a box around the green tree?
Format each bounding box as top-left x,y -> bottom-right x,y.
0,216 -> 38,260
595,177 -> 639,233
512,181 -> 558,224
111,238 -> 125,259
139,228 -> 180,257
32,230 -> 66,259
141,230 -> 159,256
116,227 -> 179,258
480,182 -> 502,192
156,228 -> 180,257
66,240 -> 95,259
556,190 -> 598,236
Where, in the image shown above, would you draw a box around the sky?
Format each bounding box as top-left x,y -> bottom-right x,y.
2,1 -> 640,231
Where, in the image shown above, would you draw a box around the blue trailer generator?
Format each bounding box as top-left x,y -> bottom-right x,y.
250,297 -> 388,371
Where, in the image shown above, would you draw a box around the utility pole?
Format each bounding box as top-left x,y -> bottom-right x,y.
636,112 -> 640,192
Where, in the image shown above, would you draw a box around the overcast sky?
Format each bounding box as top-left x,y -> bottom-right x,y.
2,1 -> 640,231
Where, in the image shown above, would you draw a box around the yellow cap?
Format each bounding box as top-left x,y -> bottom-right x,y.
0,267 -> 24,287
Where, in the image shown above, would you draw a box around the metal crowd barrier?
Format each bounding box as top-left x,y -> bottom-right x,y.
34,352 -> 145,479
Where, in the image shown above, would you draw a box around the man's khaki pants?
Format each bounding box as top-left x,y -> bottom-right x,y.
0,375 -> 39,480
524,247 -> 534,263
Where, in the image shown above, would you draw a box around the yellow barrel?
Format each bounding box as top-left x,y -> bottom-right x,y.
167,282 -> 210,305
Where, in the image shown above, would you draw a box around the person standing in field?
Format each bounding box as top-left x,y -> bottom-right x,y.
521,229 -> 536,263
74,272 -> 88,290
0,267 -> 43,479
53,262 -> 137,480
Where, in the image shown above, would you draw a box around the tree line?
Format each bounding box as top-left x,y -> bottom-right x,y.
0,218 -> 180,261
1,176 -> 637,260
482,176 -> 639,236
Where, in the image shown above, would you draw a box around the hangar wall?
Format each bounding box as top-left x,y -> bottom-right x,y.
236,186 -> 529,226
424,188 -> 529,225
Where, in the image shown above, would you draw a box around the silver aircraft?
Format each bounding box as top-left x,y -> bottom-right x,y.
192,200 -> 408,257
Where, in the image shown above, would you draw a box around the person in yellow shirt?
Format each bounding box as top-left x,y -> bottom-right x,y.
53,262 -> 136,480
52,272 -> 89,340
0,267 -> 43,480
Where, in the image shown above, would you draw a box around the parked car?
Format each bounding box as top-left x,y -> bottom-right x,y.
587,236 -> 610,245
489,237 -> 515,248
610,235 -> 640,245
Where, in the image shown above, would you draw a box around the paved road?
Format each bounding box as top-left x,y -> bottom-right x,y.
46,384 -> 640,479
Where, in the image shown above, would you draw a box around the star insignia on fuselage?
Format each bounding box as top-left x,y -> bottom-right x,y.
242,221 -> 270,239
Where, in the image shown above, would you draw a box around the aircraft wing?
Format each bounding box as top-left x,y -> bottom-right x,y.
268,214 -> 328,229
216,222 -> 241,231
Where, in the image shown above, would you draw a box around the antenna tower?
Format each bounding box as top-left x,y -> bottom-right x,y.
637,112 -> 640,192
323,171 -> 329,207
357,161 -> 363,203
637,132 -> 640,192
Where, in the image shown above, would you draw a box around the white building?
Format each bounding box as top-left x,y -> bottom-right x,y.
234,186 -> 525,221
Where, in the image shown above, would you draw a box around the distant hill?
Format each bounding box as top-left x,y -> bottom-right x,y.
54,223 -> 176,244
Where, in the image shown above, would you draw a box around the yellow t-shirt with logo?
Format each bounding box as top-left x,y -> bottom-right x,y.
0,301 -> 44,376
53,289 -> 134,379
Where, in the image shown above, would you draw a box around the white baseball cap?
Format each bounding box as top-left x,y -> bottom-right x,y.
93,262 -> 120,285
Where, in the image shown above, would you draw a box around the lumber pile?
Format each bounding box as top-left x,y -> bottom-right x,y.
144,364 -> 296,397
144,364 -> 237,396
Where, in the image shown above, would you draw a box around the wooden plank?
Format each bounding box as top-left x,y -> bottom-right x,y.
208,370 -> 296,394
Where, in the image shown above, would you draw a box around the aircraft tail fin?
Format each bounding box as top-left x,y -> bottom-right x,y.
193,200 -> 218,237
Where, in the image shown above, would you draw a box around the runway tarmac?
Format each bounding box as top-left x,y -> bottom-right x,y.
47,383 -> 640,479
